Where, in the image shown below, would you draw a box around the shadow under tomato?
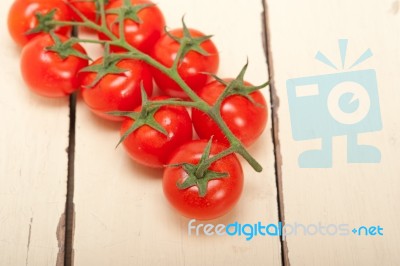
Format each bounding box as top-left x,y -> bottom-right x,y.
122,151 -> 164,181
75,94 -> 121,132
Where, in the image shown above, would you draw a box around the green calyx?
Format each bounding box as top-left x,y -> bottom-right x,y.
107,0 -> 154,24
173,138 -> 229,197
167,17 -> 213,68
212,61 -> 270,108
177,163 -> 228,197
46,32 -> 91,61
44,0 -> 266,178
79,45 -> 127,88
26,9 -> 58,35
109,87 -> 168,148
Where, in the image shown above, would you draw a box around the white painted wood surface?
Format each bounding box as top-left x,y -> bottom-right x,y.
73,0 -> 281,265
266,0 -> 400,265
2,0 -> 400,265
0,0 -> 70,265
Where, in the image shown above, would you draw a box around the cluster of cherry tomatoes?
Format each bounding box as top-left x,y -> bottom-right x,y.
7,0 -> 268,220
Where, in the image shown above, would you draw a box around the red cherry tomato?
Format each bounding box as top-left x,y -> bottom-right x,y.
151,28 -> 219,98
80,58 -> 153,121
99,0 -> 165,53
8,0 -> 72,46
120,96 -> 193,168
163,140 -> 243,220
20,34 -> 88,97
192,80 -> 268,147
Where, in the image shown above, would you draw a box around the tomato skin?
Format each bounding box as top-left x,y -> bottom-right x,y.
20,34 -> 88,98
67,0 -> 98,22
151,28 -> 219,98
67,0 -> 97,22
99,0 -> 165,53
163,140 -> 243,220
7,0 -> 72,47
192,80 -> 268,147
67,0 -> 114,23
120,96 -> 193,168
80,58 -> 153,121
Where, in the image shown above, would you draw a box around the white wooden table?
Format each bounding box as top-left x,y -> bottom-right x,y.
1,0 -> 399,265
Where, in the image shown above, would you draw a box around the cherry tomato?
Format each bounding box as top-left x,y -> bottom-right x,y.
99,0 -> 165,53
20,34 -> 88,97
163,140 -> 243,220
80,58 -> 153,121
192,80 -> 268,147
120,96 -> 193,168
8,0 -> 72,46
151,28 -> 219,98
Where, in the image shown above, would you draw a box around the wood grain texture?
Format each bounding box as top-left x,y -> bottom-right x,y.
0,0 -> 70,265
265,0 -> 400,265
73,0 -> 281,265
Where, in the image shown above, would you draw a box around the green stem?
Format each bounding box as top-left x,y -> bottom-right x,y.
120,48 -> 205,104
121,45 -> 262,172
51,21 -> 88,28
195,146 -> 236,177
208,111 -> 263,172
53,1 -> 263,173
70,38 -> 107,45
150,100 -> 206,110
171,41 -> 186,69
50,19 -> 116,41
118,17 -> 126,41
205,146 -> 236,165
238,148 -> 263,172
171,72 -> 205,103
214,81 -> 236,109
98,0 -> 107,28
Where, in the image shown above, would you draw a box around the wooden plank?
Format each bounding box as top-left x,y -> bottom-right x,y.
0,0 -> 70,265
265,0 -> 400,264
73,0 -> 281,265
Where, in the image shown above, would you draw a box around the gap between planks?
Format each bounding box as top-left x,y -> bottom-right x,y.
261,0 -> 290,265
64,25 -> 79,266
64,92 -> 77,266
